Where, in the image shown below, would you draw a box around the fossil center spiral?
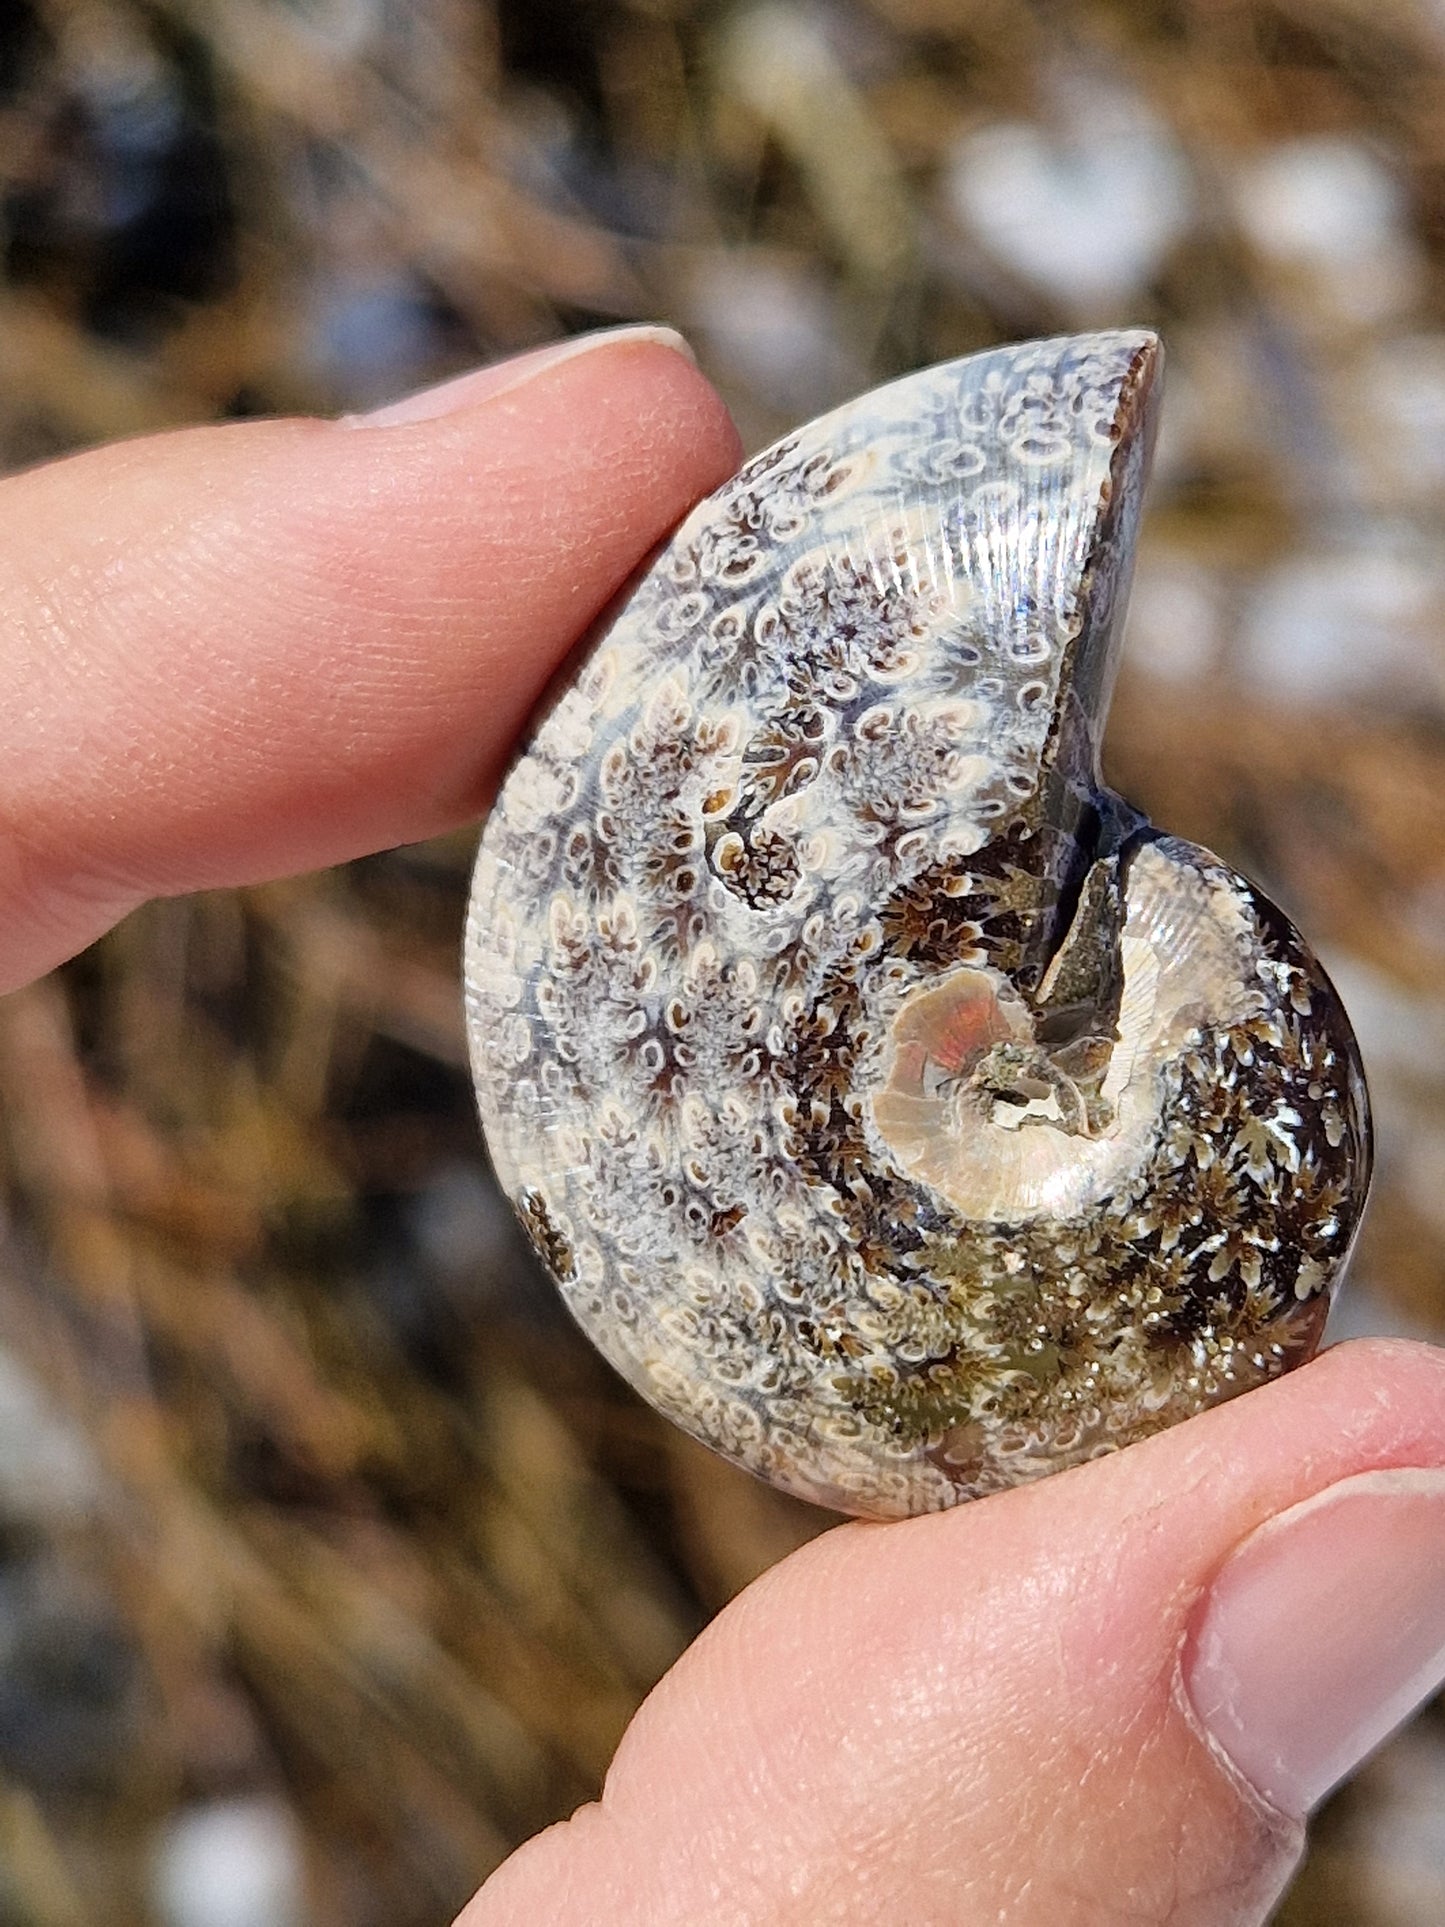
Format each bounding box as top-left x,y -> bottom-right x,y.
868,839 -> 1263,1225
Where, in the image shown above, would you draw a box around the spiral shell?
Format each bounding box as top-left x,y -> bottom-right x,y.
465,330 -> 1372,1520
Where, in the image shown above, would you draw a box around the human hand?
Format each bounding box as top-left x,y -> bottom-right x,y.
5,326 -> 1444,1927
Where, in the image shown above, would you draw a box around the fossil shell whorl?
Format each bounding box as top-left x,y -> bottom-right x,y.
465,330 -> 1372,1520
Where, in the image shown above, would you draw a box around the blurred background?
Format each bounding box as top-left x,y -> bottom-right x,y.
0,0 -> 1442,1919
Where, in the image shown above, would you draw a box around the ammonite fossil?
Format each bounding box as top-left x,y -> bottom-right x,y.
464,330 -> 1372,1520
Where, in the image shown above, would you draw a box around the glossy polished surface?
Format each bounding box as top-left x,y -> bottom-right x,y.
466,333 -> 1372,1518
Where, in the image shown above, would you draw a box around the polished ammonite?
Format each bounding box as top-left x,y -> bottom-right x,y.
464,330 -> 1372,1519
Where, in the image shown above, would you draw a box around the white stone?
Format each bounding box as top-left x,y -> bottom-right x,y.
152,1798 -> 305,1927
1241,533 -> 1445,707
944,72 -> 1193,317
1233,137 -> 1421,326
685,249 -> 861,417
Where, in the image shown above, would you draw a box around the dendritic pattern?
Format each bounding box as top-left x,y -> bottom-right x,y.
465,331 -> 1372,1519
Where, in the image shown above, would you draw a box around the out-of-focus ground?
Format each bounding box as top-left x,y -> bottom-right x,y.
0,0 -> 1442,1920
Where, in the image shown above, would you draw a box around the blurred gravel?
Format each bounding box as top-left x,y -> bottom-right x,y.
2,0 -> 1445,1919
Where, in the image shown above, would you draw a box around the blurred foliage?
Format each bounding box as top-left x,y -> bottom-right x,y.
2,0 -> 1445,1920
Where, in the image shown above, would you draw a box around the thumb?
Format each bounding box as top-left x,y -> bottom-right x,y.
462,1337 -> 1445,1927
0,324 -> 739,990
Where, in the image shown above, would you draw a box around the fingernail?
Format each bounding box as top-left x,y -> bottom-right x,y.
1184,1467 -> 1445,1817
345,324 -> 695,428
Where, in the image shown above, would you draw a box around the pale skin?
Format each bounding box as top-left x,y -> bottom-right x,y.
4,332 -> 1444,1925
